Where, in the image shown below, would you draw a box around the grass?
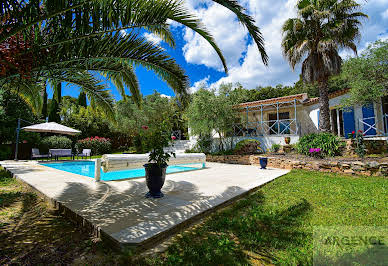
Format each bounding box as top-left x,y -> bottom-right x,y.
0,168 -> 387,265
151,170 -> 387,265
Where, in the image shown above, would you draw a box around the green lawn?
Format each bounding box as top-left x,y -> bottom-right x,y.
1,168 -> 387,265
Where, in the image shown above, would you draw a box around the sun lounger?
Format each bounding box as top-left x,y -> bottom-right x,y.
101,153 -> 206,172
31,148 -> 50,160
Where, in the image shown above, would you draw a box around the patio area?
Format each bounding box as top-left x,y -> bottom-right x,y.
0,160 -> 289,249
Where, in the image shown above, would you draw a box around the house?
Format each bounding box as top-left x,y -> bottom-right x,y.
207,89 -> 388,151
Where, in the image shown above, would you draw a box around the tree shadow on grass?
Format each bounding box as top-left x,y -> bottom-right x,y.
161,191 -> 312,265
314,244 -> 388,266
0,185 -> 112,265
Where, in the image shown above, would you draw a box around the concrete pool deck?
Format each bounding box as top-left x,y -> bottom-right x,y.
0,160 -> 289,249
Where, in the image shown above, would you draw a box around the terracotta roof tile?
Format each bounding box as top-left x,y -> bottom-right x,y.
236,93 -> 309,108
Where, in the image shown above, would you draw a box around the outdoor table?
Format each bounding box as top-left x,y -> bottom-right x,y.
49,149 -> 75,160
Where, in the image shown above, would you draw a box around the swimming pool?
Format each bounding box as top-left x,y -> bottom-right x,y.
41,161 -> 202,181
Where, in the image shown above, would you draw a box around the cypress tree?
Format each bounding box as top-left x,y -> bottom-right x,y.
77,91 -> 87,107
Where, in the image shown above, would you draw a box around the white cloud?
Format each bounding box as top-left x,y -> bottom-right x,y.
143,32 -> 163,45
189,75 -> 210,93
120,30 -> 127,36
181,0 -> 388,89
160,94 -> 172,99
382,9 -> 388,19
181,1 -> 248,71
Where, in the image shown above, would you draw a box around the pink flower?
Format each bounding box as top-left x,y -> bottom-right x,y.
141,125 -> 149,130
352,131 -> 355,134
171,136 -> 176,140
22,140 -> 27,143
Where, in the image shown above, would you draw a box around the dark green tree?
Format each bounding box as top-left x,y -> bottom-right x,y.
41,85 -> 48,120
48,82 -> 61,122
342,40 -> 388,106
77,91 -> 87,107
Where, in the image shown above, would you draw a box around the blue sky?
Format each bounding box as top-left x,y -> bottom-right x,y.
58,0 -> 388,100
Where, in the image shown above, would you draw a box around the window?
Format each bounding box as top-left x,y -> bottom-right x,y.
268,112 -> 290,135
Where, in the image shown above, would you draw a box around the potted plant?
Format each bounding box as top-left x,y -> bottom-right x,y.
284,136 -> 291,145
142,124 -> 175,198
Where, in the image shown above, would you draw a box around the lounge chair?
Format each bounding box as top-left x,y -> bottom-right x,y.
31,148 -> 50,160
77,149 -> 92,159
101,153 -> 206,172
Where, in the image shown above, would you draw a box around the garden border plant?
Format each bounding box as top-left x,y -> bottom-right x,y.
297,132 -> 345,157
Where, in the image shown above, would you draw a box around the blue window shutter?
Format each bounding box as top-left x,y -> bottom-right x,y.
343,107 -> 355,138
362,103 -> 376,136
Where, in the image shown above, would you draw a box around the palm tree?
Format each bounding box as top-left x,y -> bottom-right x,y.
0,0 -> 268,119
281,0 -> 367,132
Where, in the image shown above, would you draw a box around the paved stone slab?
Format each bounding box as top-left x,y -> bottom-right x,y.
0,160 -> 289,247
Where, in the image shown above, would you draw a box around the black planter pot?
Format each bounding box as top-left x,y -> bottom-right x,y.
259,157 -> 268,169
144,163 -> 167,198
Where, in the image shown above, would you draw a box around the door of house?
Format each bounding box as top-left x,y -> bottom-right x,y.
362,103 -> 376,136
330,108 -> 344,137
342,107 -> 356,138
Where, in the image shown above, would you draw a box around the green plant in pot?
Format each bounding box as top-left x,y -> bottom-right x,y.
141,124 -> 175,198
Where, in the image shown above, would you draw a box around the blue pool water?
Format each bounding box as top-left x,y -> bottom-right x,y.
41,161 -> 201,181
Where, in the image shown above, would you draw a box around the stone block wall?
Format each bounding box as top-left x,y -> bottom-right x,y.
206,155 -> 253,165
250,156 -> 388,177
206,154 -> 388,177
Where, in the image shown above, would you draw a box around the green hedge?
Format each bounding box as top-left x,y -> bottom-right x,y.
297,133 -> 344,157
41,136 -> 72,149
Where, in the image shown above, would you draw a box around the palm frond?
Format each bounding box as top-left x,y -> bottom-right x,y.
212,0 -> 268,65
52,70 -> 115,120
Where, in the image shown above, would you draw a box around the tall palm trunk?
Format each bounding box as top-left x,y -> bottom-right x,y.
318,80 -> 331,132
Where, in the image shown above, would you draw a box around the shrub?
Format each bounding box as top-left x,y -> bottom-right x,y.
210,149 -> 235,156
0,145 -> 12,160
185,148 -> 198,153
297,133 -> 344,157
41,136 -> 72,149
75,136 -> 111,155
355,130 -> 366,158
271,143 -> 281,153
195,134 -> 213,154
234,139 -> 262,154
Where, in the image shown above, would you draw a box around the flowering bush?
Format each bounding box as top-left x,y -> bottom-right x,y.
309,148 -> 322,158
297,133 -> 344,157
75,136 -> 111,155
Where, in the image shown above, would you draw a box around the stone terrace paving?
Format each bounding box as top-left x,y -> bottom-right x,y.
0,160 -> 289,249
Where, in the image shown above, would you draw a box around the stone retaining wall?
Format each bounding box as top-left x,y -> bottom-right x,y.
207,155 -> 388,177
206,155 -> 253,165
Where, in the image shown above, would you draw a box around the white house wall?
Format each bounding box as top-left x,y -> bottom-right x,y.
307,94 -> 353,131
